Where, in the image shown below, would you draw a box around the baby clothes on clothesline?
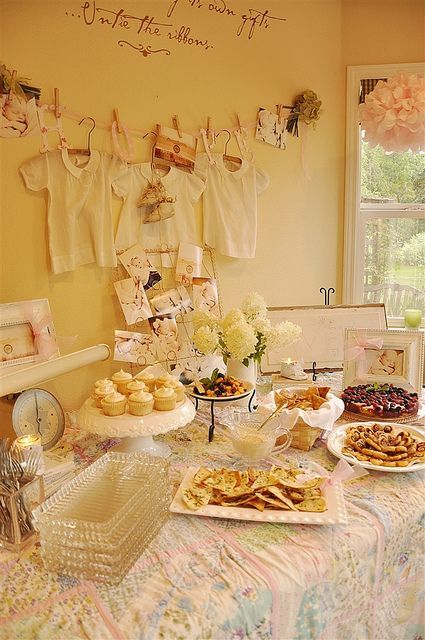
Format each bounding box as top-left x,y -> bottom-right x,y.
20,149 -> 127,273
113,163 -> 205,251
195,153 -> 269,259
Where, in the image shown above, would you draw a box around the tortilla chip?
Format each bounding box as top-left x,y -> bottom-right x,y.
296,497 -> 327,512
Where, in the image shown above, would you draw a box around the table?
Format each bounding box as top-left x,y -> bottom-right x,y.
1,378 -> 424,640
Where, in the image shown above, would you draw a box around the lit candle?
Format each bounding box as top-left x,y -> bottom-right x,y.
404,308 -> 423,329
14,434 -> 45,475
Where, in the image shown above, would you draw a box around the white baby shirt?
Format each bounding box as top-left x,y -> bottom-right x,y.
20,149 -> 126,274
113,164 -> 205,251
196,153 -> 269,258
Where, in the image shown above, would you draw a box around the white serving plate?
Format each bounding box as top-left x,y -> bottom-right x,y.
327,422 -> 425,473
170,466 -> 348,525
189,381 -> 255,403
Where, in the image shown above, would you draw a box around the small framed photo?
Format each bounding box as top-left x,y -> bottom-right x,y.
344,328 -> 425,393
0,299 -> 59,368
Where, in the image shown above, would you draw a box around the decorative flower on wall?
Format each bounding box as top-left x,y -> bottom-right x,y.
359,73 -> 425,153
286,90 -> 322,137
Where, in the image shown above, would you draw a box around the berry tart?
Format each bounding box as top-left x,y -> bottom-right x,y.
341,384 -> 419,420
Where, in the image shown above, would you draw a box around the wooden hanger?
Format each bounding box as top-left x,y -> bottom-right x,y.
218,129 -> 242,166
68,117 -> 95,156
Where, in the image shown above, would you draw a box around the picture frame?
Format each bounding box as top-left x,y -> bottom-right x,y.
0,299 -> 59,368
262,304 -> 387,373
343,328 -> 425,393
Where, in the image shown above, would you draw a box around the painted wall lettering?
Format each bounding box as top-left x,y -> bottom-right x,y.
65,1 -> 286,59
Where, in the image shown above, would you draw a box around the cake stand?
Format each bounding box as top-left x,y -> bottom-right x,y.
77,396 -> 196,457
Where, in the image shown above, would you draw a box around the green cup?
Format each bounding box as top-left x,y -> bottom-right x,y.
404,308 -> 423,329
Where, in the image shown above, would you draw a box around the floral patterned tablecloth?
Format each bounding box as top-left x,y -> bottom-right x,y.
1,380 -> 424,640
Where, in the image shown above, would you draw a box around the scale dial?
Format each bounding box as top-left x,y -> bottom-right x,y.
12,388 -> 65,450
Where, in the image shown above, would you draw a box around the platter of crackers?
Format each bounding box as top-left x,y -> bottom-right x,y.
170,465 -> 348,525
327,422 -> 425,472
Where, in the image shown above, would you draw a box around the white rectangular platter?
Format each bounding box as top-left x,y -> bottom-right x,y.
170,466 -> 348,526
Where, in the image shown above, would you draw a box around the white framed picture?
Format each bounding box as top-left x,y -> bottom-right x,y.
343,328 -> 425,393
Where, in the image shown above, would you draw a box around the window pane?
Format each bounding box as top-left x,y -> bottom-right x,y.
363,217 -> 425,316
361,140 -> 425,204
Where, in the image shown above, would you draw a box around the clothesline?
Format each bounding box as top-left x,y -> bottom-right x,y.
38,102 -> 265,140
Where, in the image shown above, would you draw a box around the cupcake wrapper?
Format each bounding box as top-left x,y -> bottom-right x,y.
101,400 -> 127,416
129,400 -> 154,416
154,395 -> 177,411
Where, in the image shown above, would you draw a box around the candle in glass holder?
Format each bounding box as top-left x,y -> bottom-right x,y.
404,308 -> 423,329
14,434 -> 45,475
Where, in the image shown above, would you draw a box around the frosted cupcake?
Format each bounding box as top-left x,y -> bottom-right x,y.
125,379 -> 148,397
164,378 -> 185,403
101,391 -> 127,416
155,373 -> 173,389
93,381 -> 116,408
111,369 -> 133,394
128,390 -> 154,416
94,378 -> 114,389
134,370 -> 156,392
153,387 -> 177,411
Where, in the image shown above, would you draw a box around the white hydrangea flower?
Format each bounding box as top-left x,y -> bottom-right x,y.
251,316 -> 271,336
192,325 -> 219,354
223,320 -> 257,361
266,321 -> 302,350
241,292 -> 268,320
191,309 -> 219,331
222,309 -> 245,330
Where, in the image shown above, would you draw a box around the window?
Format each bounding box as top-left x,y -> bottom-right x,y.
344,63 -> 425,327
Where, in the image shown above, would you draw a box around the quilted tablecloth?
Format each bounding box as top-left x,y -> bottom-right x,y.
1,377 -> 424,640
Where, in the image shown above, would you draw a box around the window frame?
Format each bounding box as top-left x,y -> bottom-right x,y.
343,62 -> 425,327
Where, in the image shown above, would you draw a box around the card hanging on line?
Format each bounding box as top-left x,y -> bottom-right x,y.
192,277 -> 219,316
154,124 -> 197,172
114,329 -> 156,365
114,278 -> 153,326
175,242 -> 203,285
148,315 -> 180,362
150,286 -> 194,318
118,244 -> 161,291
255,107 -> 288,149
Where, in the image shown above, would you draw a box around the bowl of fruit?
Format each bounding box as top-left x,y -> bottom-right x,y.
191,368 -> 254,401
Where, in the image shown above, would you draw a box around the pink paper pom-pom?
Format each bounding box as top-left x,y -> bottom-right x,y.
359,73 -> 425,153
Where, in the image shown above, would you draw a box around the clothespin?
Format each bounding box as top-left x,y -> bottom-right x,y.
235,113 -> 242,130
54,88 -> 60,118
206,116 -> 212,139
276,104 -> 283,124
173,115 -> 182,138
9,70 -> 17,99
114,108 -> 122,133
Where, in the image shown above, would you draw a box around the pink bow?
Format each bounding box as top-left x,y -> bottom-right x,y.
346,335 -> 383,362
23,303 -> 58,361
324,459 -> 369,487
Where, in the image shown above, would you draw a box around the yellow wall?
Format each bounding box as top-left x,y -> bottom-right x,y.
0,0 -> 423,414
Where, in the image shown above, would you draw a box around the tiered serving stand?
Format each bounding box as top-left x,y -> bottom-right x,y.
78,396 -> 196,457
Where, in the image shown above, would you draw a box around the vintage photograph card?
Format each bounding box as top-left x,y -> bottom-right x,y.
114,278 -> 153,326
118,244 -> 161,291
114,330 -> 157,365
192,277 -> 219,315
175,243 -> 203,285
256,107 -> 288,149
154,124 -> 197,172
149,315 -> 180,362
150,286 -> 193,318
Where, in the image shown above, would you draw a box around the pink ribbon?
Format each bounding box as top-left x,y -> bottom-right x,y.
346,335 -> 383,362
23,303 -> 58,360
324,458 -> 369,487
